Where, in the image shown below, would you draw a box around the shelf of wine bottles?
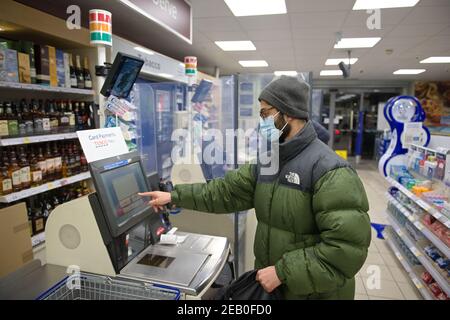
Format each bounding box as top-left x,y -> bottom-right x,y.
0,141 -> 90,203
0,98 -> 95,146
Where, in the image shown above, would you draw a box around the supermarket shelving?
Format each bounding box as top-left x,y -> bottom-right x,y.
0,172 -> 91,203
386,214 -> 450,296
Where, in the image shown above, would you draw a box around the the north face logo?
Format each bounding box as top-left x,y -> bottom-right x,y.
285,172 -> 300,185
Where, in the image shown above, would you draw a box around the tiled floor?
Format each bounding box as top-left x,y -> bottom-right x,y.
354,160 -> 423,300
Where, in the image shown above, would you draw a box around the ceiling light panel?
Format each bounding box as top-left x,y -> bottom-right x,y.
320,70 -> 343,76
353,0 -> 420,10
420,57 -> 450,64
325,58 -> 359,65
334,37 -> 381,48
215,41 -> 256,51
393,69 -> 426,74
239,60 -> 269,67
224,0 -> 287,17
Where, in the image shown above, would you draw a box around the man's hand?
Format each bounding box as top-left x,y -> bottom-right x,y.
256,266 -> 282,293
138,191 -> 171,213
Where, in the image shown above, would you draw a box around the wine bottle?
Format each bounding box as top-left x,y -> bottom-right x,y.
75,55 -> 85,89
69,54 -> 77,89
83,56 -> 92,90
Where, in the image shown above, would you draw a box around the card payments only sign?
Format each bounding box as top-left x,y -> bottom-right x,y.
77,127 -> 129,163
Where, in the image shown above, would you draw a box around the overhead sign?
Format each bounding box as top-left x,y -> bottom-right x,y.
120,0 -> 192,44
77,127 -> 129,163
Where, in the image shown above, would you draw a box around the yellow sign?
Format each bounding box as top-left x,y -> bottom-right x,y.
336,150 -> 348,160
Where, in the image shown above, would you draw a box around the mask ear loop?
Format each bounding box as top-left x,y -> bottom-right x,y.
279,114 -> 289,135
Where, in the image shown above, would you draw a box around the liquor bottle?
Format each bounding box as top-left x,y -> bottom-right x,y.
17,101 -> 26,136
67,101 -> 76,131
52,142 -> 62,180
31,198 -> 45,235
80,102 -> 88,130
0,161 -> 13,195
21,99 -> 34,135
29,148 -> 42,187
41,100 -> 51,133
0,103 -> 9,137
68,144 -> 76,176
74,102 -> 84,130
69,54 -> 77,89
73,143 -> 81,175
85,101 -> 94,129
57,101 -> 67,132
75,55 -> 85,89
82,181 -> 90,196
45,143 -> 55,181
29,43 -> 37,84
5,102 -> 19,137
37,147 -> 47,183
18,146 -> 31,189
80,151 -> 88,172
8,150 -> 22,192
31,99 -> 43,134
83,56 -> 92,90
48,101 -> 59,133
61,153 -> 70,178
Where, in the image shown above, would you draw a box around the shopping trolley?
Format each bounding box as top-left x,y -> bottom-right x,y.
36,273 -> 181,300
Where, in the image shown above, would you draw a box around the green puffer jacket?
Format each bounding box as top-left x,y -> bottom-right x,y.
171,121 -> 371,300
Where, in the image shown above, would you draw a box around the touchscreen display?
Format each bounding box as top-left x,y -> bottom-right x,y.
111,58 -> 143,98
100,162 -> 148,223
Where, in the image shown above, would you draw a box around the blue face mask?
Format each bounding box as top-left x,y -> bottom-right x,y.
259,112 -> 289,142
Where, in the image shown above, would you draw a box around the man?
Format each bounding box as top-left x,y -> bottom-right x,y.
140,76 -> 371,300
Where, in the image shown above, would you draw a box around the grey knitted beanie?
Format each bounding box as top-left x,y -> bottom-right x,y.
258,76 -> 310,119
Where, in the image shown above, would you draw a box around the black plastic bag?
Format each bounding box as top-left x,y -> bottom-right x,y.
215,270 -> 284,300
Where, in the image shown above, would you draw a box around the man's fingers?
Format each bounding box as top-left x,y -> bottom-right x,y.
139,191 -> 156,197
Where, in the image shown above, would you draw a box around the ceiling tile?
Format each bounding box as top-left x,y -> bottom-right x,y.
341,25 -> 395,37
439,26 -> 450,35
291,27 -> 338,40
343,7 -> 414,27
195,17 -> 241,32
388,23 -> 448,37
191,0 -> 233,18
201,30 -> 249,41
402,6 -> 450,24
286,0 -> 355,12
246,28 -> 293,41
418,0 -> 450,6
237,15 -> 290,30
253,40 -> 293,50
290,11 -> 348,29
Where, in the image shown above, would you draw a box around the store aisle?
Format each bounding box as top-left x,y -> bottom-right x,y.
355,161 -> 422,300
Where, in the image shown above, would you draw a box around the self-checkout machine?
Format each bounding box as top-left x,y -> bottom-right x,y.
44,53 -> 230,300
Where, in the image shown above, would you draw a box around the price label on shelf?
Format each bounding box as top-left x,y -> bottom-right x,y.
395,228 -> 403,236
417,199 -> 429,209
395,251 -> 403,261
47,182 -> 54,189
412,278 -> 423,289
23,137 -> 30,144
410,246 -> 421,257
444,220 -> 450,229
433,211 -> 443,220
413,221 -> 423,230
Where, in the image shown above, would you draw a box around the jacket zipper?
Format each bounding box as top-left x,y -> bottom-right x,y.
267,180 -> 278,265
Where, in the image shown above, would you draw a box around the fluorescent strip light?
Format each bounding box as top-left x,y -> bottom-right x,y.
320,70 -> 343,76
224,0 -> 287,17
325,58 -> 359,65
239,60 -> 269,67
274,71 -> 298,76
334,37 -> 381,49
420,56 -> 450,64
393,69 -> 426,75
215,41 -> 256,51
353,0 -> 420,10
134,46 -> 155,55
158,73 -> 174,78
